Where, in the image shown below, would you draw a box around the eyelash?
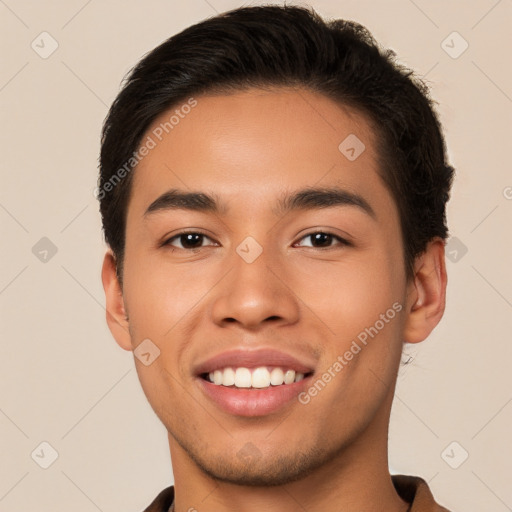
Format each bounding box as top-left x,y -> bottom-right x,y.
161,230 -> 352,251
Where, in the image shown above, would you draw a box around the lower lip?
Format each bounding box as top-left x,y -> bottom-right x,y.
196,376 -> 313,417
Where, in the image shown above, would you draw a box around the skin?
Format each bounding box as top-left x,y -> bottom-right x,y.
102,87 -> 447,512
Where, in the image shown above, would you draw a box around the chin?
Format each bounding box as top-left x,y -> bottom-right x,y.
186,443 -> 329,487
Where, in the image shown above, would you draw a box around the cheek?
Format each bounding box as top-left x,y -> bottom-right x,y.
122,246 -> 201,335
301,252 -> 403,340
301,240 -> 406,402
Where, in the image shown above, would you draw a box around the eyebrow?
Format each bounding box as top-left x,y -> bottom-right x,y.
143,186 -> 376,220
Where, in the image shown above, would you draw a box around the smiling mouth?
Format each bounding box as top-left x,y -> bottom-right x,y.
200,366 -> 314,389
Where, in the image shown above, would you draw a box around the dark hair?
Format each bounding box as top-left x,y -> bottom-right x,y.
98,4 -> 454,281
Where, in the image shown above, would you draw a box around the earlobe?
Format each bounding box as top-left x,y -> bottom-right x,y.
403,238 -> 447,344
101,251 -> 132,351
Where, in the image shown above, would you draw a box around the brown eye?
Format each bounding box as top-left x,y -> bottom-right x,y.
163,232 -> 214,250
295,231 -> 350,249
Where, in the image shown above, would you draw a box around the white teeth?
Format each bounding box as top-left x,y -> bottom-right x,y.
251,367 -> 270,388
213,370 -> 223,385
270,367 -> 284,385
222,367 -> 235,386
284,370 -> 295,384
206,366 -> 307,388
234,368 -> 252,388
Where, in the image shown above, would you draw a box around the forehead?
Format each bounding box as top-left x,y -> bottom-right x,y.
129,87 -> 388,216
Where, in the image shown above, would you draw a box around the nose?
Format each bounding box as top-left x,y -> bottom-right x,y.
210,244 -> 300,330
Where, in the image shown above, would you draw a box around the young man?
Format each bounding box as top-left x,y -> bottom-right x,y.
98,5 -> 454,511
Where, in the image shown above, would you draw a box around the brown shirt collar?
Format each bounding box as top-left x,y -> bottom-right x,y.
142,474 -> 451,512
392,475 -> 451,512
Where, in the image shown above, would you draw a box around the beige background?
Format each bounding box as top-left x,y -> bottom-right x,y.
1,0 -> 511,510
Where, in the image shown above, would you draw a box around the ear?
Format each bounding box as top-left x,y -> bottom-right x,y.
101,251 -> 132,351
403,238 -> 447,344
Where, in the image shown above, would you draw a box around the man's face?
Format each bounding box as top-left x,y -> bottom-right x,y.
116,88 -> 413,484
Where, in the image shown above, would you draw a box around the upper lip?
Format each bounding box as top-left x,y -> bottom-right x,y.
193,348 -> 316,376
